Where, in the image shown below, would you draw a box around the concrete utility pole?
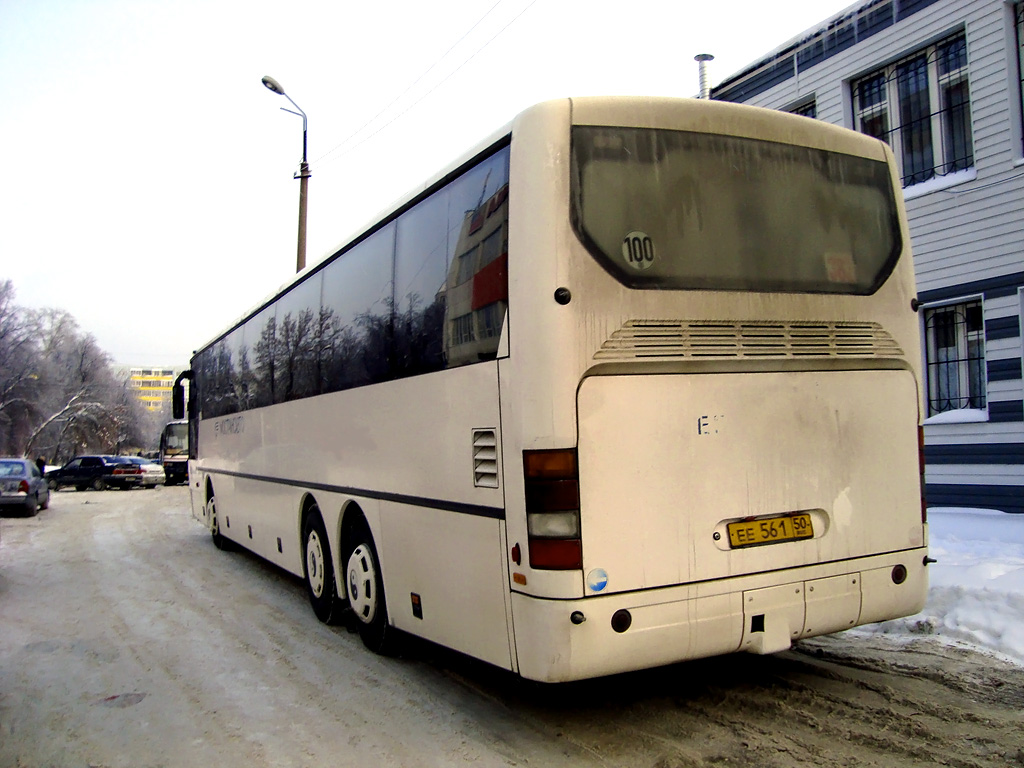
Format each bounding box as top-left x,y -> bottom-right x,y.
261,75 -> 310,273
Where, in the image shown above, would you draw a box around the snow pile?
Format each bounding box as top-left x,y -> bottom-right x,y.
855,507 -> 1024,666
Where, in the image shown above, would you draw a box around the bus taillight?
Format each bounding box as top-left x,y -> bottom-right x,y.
523,449 -> 582,570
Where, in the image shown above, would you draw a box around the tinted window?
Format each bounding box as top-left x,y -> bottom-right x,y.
321,223 -> 395,393
395,192 -> 450,377
441,147 -> 510,368
570,126 -> 900,294
210,327 -> 246,417
194,142 -> 510,415
246,305 -> 277,409
194,347 -> 212,419
273,273 -> 323,403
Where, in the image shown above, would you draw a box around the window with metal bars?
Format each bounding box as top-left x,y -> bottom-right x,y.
852,31 -> 973,187
924,299 -> 986,416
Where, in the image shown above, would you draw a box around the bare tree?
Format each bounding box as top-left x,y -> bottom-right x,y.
0,280 -> 42,455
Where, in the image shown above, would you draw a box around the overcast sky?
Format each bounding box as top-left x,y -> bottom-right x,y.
0,0 -> 858,366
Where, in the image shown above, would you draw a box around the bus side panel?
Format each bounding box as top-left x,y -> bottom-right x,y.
194,361 -> 510,645
380,504 -> 513,670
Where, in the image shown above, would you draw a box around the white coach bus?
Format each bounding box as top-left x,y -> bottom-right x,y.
174,96 -> 929,682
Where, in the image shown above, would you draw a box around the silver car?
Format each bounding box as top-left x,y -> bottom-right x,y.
123,457 -> 166,488
0,458 -> 50,516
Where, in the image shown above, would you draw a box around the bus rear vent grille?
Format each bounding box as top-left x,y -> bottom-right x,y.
472,429 -> 499,489
594,321 -> 904,360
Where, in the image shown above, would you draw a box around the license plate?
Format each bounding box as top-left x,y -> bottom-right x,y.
727,513 -> 814,549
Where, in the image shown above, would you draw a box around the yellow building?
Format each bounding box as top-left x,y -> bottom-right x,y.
127,367 -> 178,412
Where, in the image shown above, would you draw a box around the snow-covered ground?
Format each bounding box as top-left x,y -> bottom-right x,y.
854,507 -> 1024,666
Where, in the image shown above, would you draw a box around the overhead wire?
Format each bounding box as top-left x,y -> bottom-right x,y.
314,0 -> 506,167
314,0 -> 539,170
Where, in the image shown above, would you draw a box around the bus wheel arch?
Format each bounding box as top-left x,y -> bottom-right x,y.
340,505 -> 395,654
205,479 -> 232,551
302,499 -> 344,625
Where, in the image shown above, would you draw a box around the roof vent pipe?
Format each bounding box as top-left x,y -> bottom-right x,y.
695,53 -> 714,99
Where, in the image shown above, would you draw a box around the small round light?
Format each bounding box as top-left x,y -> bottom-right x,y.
611,609 -> 632,633
554,287 -> 571,305
570,611 -> 586,625
891,564 -> 908,585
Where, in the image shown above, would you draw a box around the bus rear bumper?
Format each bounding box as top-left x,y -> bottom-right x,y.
510,547 -> 928,683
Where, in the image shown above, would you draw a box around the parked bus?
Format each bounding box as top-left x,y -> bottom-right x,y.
174,96 -> 928,682
158,419 -> 188,485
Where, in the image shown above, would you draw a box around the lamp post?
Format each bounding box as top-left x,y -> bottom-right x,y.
262,75 -> 310,273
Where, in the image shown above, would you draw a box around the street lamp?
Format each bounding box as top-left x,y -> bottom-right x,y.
262,75 -> 310,273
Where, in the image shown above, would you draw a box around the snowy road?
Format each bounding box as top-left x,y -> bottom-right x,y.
1,487 -> 1022,767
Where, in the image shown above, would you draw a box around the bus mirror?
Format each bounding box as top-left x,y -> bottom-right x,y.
172,382 -> 184,420
172,369 -> 193,420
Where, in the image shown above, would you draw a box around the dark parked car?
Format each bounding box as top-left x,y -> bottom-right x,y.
0,458 -> 50,515
45,455 -> 143,491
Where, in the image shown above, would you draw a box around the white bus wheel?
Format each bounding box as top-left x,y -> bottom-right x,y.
344,526 -> 395,654
207,493 -> 233,552
303,510 -> 342,624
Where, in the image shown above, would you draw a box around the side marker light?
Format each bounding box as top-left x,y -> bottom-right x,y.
611,609 -> 632,633
891,564 -> 908,585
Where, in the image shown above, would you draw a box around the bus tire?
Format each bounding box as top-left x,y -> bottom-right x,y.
344,523 -> 395,654
207,492 -> 233,551
303,509 -> 344,625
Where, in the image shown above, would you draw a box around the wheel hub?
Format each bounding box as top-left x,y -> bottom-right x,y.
306,530 -> 325,598
346,544 -> 377,624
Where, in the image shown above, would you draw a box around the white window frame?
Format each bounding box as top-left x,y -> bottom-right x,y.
477,302 -> 503,340
452,313 -> 475,345
921,295 -> 988,423
852,31 -> 973,188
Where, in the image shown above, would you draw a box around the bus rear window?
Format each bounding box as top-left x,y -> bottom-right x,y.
570,126 -> 901,294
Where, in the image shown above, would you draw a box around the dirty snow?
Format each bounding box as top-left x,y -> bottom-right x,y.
856,507 -> 1024,666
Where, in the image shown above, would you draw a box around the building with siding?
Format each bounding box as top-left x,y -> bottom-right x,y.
711,0 -> 1023,513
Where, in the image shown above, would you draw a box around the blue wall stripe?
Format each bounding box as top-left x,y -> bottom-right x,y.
986,316 -> 1021,341
924,443 -> 1024,464
714,0 -> 943,101
857,2 -> 894,40
896,0 -> 942,21
715,56 -> 796,103
917,272 -> 1024,305
925,484 -> 1023,514
990,400 -> 1024,423
988,358 -> 1023,382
